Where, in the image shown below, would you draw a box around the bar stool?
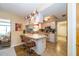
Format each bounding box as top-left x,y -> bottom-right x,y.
20,35 -> 36,55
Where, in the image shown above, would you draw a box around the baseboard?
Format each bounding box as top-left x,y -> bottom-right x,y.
11,42 -> 24,47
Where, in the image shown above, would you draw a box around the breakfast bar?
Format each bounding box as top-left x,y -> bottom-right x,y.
25,33 -> 47,55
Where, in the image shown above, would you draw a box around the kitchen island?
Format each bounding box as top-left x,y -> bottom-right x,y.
25,33 -> 47,55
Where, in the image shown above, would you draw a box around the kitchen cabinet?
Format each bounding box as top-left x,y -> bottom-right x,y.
24,33 -> 46,55
48,33 -> 55,43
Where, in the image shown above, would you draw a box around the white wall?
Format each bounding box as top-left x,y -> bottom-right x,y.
68,3 -> 76,56
0,11 -> 25,47
57,21 -> 67,37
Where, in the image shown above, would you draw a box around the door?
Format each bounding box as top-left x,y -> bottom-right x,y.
76,3 -> 79,56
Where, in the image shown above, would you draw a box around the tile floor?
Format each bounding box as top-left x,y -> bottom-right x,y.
14,45 -> 39,56
42,36 -> 67,56
14,36 -> 67,56
0,36 -> 67,56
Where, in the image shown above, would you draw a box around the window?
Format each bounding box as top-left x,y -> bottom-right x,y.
0,19 -> 10,35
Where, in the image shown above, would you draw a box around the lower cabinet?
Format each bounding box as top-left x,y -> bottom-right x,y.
48,33 -> 56,43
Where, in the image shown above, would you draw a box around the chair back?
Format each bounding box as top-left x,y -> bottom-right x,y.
20,35 -> 29,42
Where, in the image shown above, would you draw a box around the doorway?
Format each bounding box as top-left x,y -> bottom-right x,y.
56,20 -> 67,55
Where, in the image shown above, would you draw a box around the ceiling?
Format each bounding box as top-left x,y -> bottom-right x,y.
0,3 -> 53,16
0,3 -> 66,20
41,3 -> 66,19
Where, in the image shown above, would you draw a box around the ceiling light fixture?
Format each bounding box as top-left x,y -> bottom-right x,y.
25,10 -> 43,24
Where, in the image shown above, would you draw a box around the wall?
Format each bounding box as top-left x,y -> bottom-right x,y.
0,11 -> 25,47
68,3 -> 76,56
57,21 -> 67,37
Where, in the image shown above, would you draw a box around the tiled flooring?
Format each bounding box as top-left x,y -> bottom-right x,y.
0,36 -> 67,56
14,36 -> 67,56
14,45 -> 39,56
42,36 -> 67,56
14,45 -> 28,56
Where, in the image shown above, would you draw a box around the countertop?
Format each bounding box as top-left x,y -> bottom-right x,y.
24,33 -> 46,40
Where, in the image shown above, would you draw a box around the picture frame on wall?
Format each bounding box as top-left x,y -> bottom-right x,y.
15,23 -> 22,31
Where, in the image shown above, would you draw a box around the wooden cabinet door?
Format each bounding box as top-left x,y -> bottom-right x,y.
77,45 -> 79,56
76,4 -> 79,56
